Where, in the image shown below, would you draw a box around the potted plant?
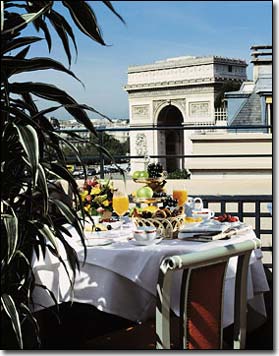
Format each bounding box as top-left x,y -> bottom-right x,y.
1,1 -> 124,349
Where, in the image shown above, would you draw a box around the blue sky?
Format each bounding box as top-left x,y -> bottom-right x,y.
15,1 -> 272,120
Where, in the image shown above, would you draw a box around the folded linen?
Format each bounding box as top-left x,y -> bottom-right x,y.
178,220 -> 251,241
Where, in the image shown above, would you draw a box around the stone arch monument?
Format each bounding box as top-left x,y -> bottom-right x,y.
124,55 -> 247,172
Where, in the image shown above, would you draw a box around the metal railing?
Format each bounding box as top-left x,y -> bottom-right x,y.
199,195 -> 272,269
58,123 -> 272,178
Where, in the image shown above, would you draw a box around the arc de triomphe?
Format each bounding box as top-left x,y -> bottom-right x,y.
124,55 -> 247,173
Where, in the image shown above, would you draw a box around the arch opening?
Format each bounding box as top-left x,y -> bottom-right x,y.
157,105 -> 184,172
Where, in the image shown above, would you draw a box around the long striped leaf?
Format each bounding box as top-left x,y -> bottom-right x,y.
1,294 -> 23,349
29,221 -> 59,256
0,1 -> 4,31
13,123 -> 39,186
48,14 -> 72,66
51,199 -> 85,250
49,9 -> 78,59
49,163 -> 78,190
2,213 -> 18,264
20,303 -> 41,347
37,163 -> 49,215
2,57 -> 82,85
2,4 -> 52,35
33,17 -> 52,52
102,1 -> 126,24
62,1 -> 105,45
10,82 -> 97,136
1,36 -> 42,55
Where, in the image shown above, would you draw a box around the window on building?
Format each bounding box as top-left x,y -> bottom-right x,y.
228,65 -> 232,72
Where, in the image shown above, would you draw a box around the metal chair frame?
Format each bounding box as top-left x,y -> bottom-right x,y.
156,238 -> 261,350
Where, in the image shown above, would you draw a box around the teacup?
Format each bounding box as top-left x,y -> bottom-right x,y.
192,208 -> 214,221
133,226 -> 157,242
185,197 -> 203,217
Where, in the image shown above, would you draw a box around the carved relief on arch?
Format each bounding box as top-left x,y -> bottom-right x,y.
132,104 -> 149,120
171,98 -> 186,114
153,98 -> 186,119
153,100 -> 166,116
135,133 -> 148,156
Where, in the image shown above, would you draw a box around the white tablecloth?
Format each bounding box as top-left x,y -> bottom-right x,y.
32,223 -> 269,328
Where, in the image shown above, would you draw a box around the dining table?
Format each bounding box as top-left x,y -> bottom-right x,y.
31,220 -> 269,331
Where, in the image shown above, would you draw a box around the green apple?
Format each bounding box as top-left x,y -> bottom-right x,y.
138,171 -> 149,179
136,186 -> 153,199
132,170 -> 149,179
132,171 -> 141,179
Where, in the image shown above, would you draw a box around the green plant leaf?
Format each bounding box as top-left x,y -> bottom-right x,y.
15,45 -> 31,59
2,213 -> 18,264
2,4 -> 52,35
2,57 -> 83,85
37,163 -> 49,215
13,123 -> 39,186
10,82 -> 97,136
1,36 -> 42,54
49,163 -> 78,190
30,221 -> 60,256
1,294 -> 23,349
32,17 -> 52,52
1,1 -> 4,32
50,199 -> 86,255
48,13 -> 72,66
49,9 -> 78,59
20,303 -> 41,347
102,1 -> 126,24
62,1 -> 106,45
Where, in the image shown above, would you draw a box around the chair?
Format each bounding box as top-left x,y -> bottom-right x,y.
156,238 -> 261,350
85,238 -> 261,350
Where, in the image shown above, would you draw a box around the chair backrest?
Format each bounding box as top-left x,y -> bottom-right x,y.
155,238 -> 261,350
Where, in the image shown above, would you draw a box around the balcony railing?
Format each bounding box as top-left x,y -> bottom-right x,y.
58,123 -> 272,177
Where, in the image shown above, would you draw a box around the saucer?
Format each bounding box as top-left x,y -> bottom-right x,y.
131,237 -> 163,246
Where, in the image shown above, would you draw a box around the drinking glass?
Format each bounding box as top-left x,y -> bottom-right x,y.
173,185 -> 188,207
112,190 -> 129,229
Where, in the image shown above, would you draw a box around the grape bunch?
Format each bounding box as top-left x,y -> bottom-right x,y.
147,163 -> 164,178
162,195 -> 178,208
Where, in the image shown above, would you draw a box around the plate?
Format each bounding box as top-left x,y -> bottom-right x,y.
101,220 -> 123,230
78,238 -> 113,247
131,237 -> 163,246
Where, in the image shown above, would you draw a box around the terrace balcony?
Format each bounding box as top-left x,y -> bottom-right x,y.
34,122 -> 272,350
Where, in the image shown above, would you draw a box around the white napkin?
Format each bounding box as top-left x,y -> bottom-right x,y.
178,220 -> 246,239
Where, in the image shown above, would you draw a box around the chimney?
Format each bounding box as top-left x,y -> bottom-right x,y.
250,45 -> 272,82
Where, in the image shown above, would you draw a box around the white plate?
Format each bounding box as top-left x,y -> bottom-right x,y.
84,230 -> 110,238
84,229 -> 132,240
78,238 -> 113,247
101,220 -> 123,230
131,237 -> 163,246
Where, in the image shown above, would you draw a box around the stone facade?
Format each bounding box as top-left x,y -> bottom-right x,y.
124,55 -> 247,172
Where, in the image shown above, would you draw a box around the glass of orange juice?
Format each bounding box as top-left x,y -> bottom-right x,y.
173,185 -> 188,207
112,190 -> 129,229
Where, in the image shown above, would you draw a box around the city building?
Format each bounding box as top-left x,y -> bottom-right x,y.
224,45 -> 272,132
57,118 -> 129,145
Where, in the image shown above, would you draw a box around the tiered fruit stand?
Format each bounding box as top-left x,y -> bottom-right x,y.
132,177 -> 185,239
